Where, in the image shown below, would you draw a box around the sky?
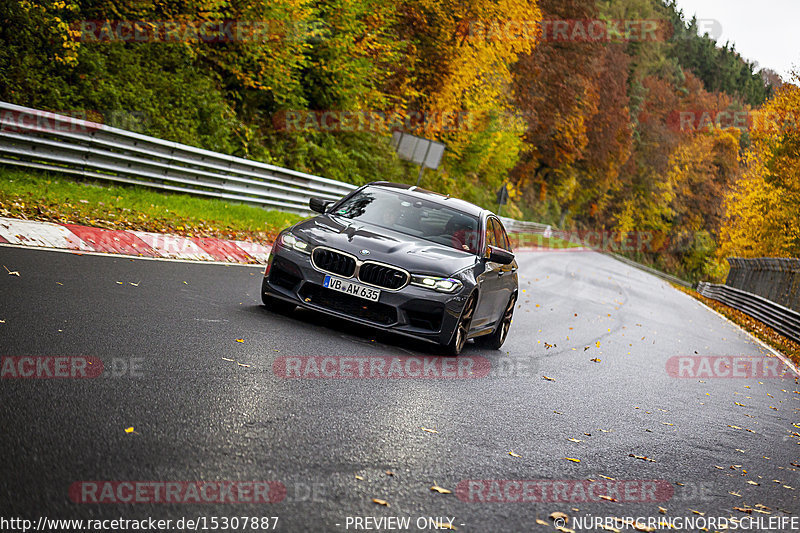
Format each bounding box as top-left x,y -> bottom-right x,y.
672,0 -> 799,81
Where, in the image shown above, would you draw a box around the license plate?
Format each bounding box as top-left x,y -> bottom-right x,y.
323,275 -> 381,302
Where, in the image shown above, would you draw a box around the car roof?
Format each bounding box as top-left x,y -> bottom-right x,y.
365,181 -> 490,218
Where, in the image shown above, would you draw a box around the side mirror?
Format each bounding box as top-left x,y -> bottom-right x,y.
487,246 -> 515,265
309,197 -> 332,214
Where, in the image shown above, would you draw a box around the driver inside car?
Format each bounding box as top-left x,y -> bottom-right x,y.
446,216 -> 479,254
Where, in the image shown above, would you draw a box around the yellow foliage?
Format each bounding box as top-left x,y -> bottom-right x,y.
409,0 -> 540,192
719,77 -> 800,258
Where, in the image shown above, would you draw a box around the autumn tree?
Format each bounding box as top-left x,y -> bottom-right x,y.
510,0 -> 602,221
719,76 -> 800,258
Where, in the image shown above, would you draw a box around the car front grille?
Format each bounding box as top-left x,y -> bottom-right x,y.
312,248 -> 356,278
299,284 -> 397,325
358,263 -> 409,290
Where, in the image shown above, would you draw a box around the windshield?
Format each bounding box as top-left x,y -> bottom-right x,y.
331,188 -> 481,254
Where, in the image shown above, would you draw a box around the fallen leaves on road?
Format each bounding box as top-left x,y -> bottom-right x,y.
599,495 -> 617,502
727,424 -> 756,433
421,427 -> 438,434
371,498 -> 389,507
508,451 -> 522,458
629,454 -> 656,462
549,512 -> 569,522
564,457 -> 581,463
235,339 -> 244,343
432,522 -> 456,530
237,362 -> 250,368
567,438 -> 582,443
3,265 -> 20,276
430,483 -> 451,494
221,357 -> 234,362
542,376 -> 555,382
590,358 -> 601,363
354,475 -> 364,481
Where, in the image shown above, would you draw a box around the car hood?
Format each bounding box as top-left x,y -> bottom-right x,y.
291,215 -> 478,276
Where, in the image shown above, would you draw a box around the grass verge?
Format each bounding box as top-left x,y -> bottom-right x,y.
674,284 -> 800,368
0,167 -> 303,244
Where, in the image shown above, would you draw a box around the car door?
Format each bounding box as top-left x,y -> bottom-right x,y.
493,219 -> 517,312
472,217 -> 506,329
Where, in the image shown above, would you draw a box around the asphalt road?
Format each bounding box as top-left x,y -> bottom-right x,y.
0,245 -> 797,532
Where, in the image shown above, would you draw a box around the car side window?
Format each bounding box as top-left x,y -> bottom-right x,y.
494,220 -> 511,251
492,218 -> 510,251
485,218 -> 497,253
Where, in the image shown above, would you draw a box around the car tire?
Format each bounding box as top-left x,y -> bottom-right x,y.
475,292 -> 516,350
445,292 -> 477,356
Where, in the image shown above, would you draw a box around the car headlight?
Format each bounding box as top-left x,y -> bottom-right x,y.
280,232 -> 311,254
411,275 -> 462,293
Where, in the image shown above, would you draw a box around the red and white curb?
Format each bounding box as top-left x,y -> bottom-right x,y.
0,217 -> 271,264
0,217 -> 586,264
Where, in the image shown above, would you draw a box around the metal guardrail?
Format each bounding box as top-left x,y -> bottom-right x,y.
606,253 -> 692,287
726,257 -> 799,313
0,102 -> 557,231
499,216 -> 552,237
0,102 -> 357,215
697,282 -> 800,344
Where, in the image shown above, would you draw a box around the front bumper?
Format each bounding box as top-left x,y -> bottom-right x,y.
261,245 -> 470,346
